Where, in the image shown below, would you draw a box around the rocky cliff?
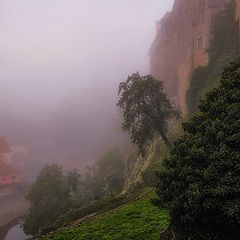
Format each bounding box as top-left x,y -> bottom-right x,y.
124,0 -> 240,192
150,0 -> 238,114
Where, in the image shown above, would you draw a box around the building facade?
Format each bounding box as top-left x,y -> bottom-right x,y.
0,137 -> 23,185
0,160 -> 22,185
150,0 -> 232,114
0,137 -> 11,164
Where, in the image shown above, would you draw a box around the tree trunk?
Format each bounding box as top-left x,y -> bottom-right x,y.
159,225 -> 176,240
159,129 -> 172,149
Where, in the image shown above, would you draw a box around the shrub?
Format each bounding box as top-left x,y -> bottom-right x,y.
155,59 -> 240,240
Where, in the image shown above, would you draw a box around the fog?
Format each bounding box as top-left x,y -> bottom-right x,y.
0,0 -> 173,174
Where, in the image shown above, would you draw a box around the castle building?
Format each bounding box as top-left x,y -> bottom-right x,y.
149,0 -> 233,114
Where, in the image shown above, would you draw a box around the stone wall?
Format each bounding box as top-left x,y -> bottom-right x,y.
236,0 -> 240,25
150,0 -> 232,114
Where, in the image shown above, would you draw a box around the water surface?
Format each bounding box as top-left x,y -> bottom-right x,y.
4,224 -> 29,240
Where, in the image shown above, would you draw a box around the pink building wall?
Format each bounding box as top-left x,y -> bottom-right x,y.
0,175 -> 22,185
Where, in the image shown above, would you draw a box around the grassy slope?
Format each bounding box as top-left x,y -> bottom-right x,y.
42,193 -> 169,240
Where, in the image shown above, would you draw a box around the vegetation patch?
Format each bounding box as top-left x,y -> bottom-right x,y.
186,0 -> 240,116
155,59 -> 240,239
42,192 -> 169,240
41,190 -> 147,234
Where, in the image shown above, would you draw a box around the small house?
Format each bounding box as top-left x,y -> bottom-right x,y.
0,160 -> 22,185
0,137 -> 12,164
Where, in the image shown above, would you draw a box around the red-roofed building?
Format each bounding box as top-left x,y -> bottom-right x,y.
0,137 -> 24,185
0,137 -> 12,164
0,160 -> 22,185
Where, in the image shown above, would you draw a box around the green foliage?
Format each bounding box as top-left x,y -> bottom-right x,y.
155,59 -> 240,240
80,149 -> 125,202
104,174 -> 124,195
23,165 -> 82,236
186,66 -> 210,116
208,1 -> 239,63
80,165 -> 104,203
141,167 -> 158,188
41,191 -> 146,234
96,148 -> 125,194
117,73 -> 179,153
66,169 -> 81,193
186,0 -> 240,115
126,181 -> 145,194
42,192 -> 169,240
23,165 -> 71,235
97,149 -> 124,176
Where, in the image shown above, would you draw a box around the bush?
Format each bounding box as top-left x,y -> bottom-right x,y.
155,59 -> 240,240
23,165 -> 81,236
23,165 -> 71,235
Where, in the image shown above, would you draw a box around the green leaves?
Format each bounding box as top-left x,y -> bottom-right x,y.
117,73 -> 179,154
42,193 -> 169,240
23,165 -> 81,236
155,58 -> 240,240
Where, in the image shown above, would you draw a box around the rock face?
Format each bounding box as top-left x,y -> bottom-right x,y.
149,0 -> 233,114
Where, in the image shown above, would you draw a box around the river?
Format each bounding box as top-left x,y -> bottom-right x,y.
0,185 -> 30,240
4,224 -> 29,240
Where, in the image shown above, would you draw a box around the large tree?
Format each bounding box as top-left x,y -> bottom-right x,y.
155,59 -> 240,240
117,73 -> 178,153
24,165 -> 80,235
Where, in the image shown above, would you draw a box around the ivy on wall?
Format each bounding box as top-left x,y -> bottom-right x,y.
186,0 -> 240,116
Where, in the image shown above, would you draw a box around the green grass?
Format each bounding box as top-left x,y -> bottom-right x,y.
42,193 -> 169,240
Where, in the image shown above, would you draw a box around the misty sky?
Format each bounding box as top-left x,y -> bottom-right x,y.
0,0 -> 173,171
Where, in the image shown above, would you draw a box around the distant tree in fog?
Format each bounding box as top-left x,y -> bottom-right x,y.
67,169 -> 81,193
96,148 -> 125,195
117,73 -> 179,154
80,149 -> 125,200
80,165 -> 104,202
23,165 -> 81,235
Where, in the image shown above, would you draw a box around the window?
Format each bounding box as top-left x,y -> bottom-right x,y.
186,46 -> 192,59
197,34 -> 203,49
